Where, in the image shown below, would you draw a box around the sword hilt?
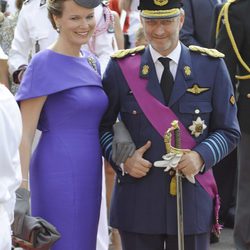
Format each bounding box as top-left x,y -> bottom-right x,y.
164,120 -> 183,153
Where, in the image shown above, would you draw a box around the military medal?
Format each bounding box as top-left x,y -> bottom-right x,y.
142,65 -> 149,76
184,66 -> 191,76
188,117 -> 207,137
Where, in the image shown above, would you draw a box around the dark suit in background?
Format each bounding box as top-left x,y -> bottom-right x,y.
180,0 -> 221,47
216,0 -> 250,249
210,3 -> 224,48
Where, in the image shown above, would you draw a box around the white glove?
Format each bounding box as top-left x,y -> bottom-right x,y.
154,152 -> 195,184
112,121 -> 136,165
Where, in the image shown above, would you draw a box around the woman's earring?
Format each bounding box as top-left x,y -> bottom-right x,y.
56,26 -> 60,33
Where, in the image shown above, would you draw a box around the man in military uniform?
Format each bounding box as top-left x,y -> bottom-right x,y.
100,0 -> 240,249
215,1 -> 250,249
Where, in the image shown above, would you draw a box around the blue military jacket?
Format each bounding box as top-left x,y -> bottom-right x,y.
100,44 -> 240,235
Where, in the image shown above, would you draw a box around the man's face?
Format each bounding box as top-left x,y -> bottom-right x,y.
141,12 -> 184,56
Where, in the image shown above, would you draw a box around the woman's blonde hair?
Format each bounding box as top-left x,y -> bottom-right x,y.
47,0 -> 66,30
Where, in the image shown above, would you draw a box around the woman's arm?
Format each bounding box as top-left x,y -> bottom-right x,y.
118,0 -> 132,11
19,96 -> 47,189
112,11 -> 125,50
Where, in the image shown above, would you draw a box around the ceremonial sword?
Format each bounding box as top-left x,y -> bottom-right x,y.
164,120 -> 185,250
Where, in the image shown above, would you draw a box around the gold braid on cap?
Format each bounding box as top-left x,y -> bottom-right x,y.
141,8 -> 180,18
216,0 -> 250,80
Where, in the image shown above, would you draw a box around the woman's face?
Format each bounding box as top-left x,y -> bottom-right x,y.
54,0 -> 96,47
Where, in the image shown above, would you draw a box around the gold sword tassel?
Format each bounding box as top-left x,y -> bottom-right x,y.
170,175 -> 177,196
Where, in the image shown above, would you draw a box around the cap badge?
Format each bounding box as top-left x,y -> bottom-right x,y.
142,65 -> 149,76
189,117 -> 207,138
184,66 -> 191,76
154,0 -> 168,6
87,56 -> 97,71
187,84 -> 210,95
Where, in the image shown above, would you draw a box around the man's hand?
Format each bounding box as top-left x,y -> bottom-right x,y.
177,151 -> 204,176
123,141 -> 152,178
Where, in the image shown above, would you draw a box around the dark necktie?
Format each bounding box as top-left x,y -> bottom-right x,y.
158,57 -> 174,105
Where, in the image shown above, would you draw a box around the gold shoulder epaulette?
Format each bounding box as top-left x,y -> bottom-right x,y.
189,45 -> 225,58
111,45 -> 145,59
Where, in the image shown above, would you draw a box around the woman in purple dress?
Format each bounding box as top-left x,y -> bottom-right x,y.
16,0 -> 108,249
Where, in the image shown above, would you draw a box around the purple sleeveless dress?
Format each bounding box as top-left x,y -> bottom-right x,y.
16,49 -> 108,250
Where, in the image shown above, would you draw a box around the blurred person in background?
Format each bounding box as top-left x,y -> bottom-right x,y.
180,0 -> 225,47
180,2 -> 237,241
215,0 -> 250,249
0,0 -> 17,16
118,0 -> 140,48
85,1 -> 124,75
0,81 -> 22,250
109,0 -> 130,48
0,0 -> 24,55
0,0 -> 24,92
8,0 -> 57,85
134,25 -> 147,47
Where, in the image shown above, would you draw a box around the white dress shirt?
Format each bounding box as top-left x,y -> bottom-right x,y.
8,0 -> 57,74
149,41 -> 182,83
0,84 -> 22,250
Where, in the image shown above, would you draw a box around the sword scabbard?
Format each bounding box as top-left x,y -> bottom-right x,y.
165,120 -> 185,250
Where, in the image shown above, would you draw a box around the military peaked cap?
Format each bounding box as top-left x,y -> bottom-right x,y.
138,0 -> 183,19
